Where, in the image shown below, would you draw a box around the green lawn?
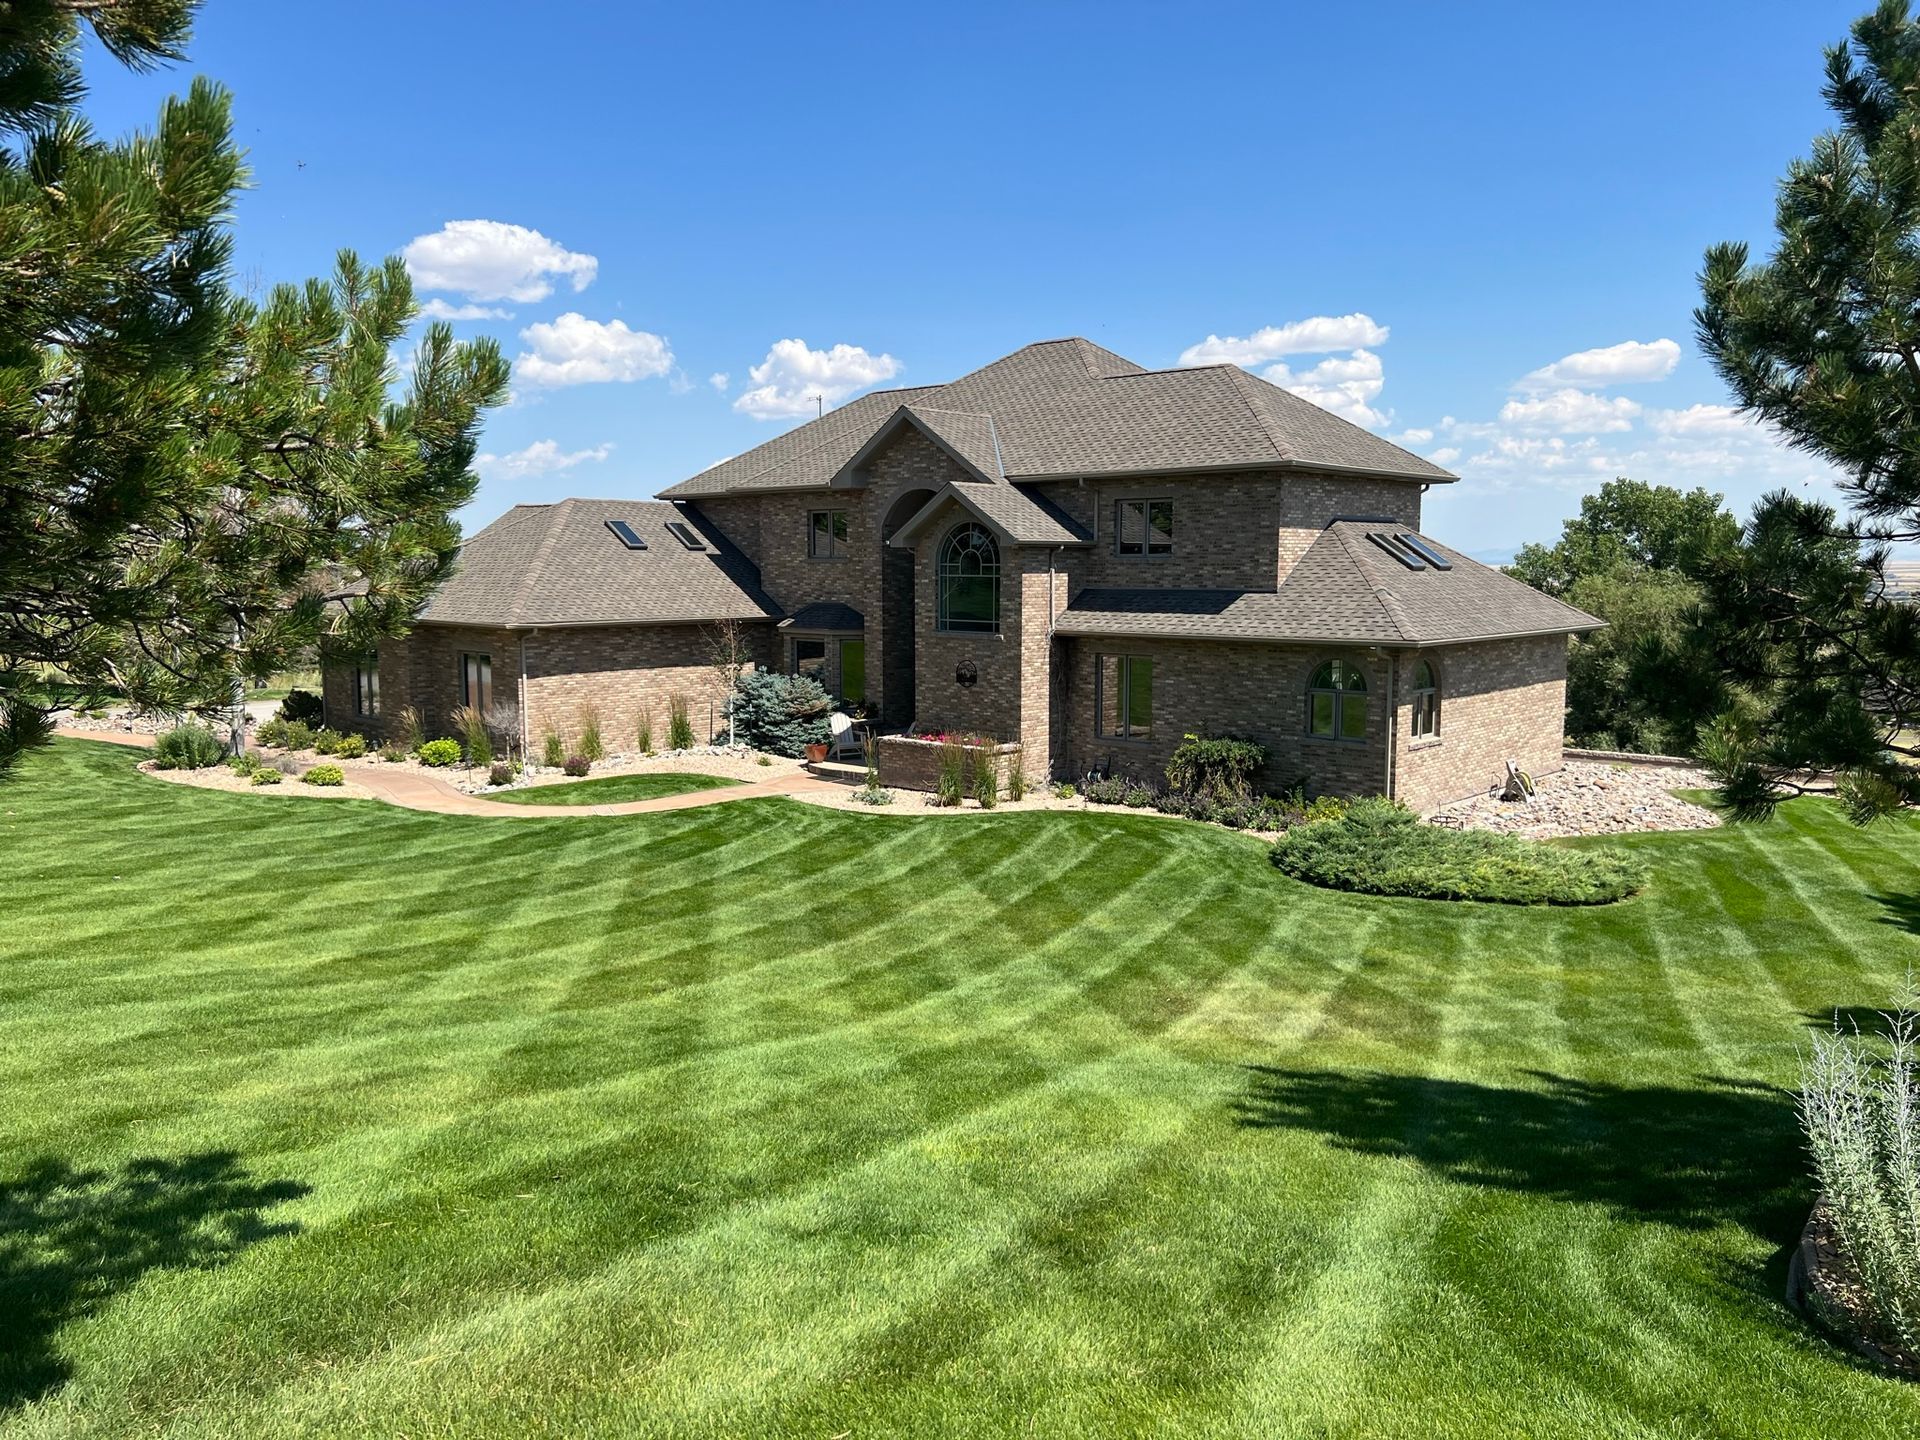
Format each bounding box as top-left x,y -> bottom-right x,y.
3,738 -> 1918,1437
480,771 -> 746,806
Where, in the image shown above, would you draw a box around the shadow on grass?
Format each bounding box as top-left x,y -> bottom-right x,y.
1867,889 -> 1920,935
1233,1068 -> 1804,1237
0,1152 -> 306,1412
1803,1005 -> 1918,1039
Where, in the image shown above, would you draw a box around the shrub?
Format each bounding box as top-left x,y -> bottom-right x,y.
276,689 -> 323,726
756,754 -> 772,766
1082,775 -> 1127,805
395,704 -> 425,753
726,670 -> 832,757
254,718 -> 285,747
333,733 -> 366,760
636,709 -> 654,755
1005,745 -> 1026,801
378,742 -> 407,764
417,738 -> 461,768
249,767 -> 282,785
973,755 -> 999,809
273,753 -> 301,775
153,723 -> 226,770
935,738 -> 967,808
576,705 -> 605,763
1122,783 -> 1155,808
542,730 -> 565,768
226,753 -> 257,776
487,761 -> 513,788
279,720 -> 316,752
1303,794 -> 1349,824
1053,782 -> 1077,800
1272,797 -> 1646,905
1166,733 -> 1267,802
1802,990 -> 1920,1359
302,763 -> 345,787
563,754 -> 591,777
457,704 -> 493,768
668,693 -> 696,751
311,728 -> 342,755
852,786 -> 895,806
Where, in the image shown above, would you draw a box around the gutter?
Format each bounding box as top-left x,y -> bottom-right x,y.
1383,648 -> 1398,800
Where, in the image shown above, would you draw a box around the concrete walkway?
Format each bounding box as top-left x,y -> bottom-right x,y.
51,727 -> 842,818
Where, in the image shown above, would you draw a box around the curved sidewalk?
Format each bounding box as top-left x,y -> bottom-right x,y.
52,728 -> 841,818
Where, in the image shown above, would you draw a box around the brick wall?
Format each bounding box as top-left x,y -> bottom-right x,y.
522,621 -> 776,754
1276,474 -> 1424,581
1059,638 -> 1390,796
1025,474 -> 1289,590
1391,635 -> 1567,813
908,493 -> 1027,744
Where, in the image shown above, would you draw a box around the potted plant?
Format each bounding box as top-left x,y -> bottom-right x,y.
804,739 -> 830,763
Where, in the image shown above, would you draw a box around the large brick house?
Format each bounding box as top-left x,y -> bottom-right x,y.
323,338 -> 1600,812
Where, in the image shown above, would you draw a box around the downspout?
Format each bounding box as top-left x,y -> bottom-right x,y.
1383,648 -> 1397,800
518,633 -> 530,764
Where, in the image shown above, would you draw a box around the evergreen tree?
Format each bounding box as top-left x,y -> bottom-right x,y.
0,2 -> 508,768
1508,479 -> 1739,754
1693,0 -> 1920,818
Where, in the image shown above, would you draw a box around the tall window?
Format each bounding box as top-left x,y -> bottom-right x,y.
1307,659 -> 1367,741
790,636 -> 829,687
1410,659 -> 1439,739
937,523 -> 1000,633
839,638 -> 866,706
460,652 -> 492,715
1114,498 -> 1173,557
353,664 -> 380,717
809,509 -> 850,559
1096,655 -> 1153,738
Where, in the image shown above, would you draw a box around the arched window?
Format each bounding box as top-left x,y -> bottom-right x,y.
1411,659 -> 1439,739
938,523 -> 1000,633
1307,658 -> 1368,741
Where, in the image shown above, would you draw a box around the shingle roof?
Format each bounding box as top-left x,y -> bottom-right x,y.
659,338 -> 1452,498
778,601 -> 864,632
418,499 -> 781,628
1054,523 -> 1601,647
888,480 -> 1093,548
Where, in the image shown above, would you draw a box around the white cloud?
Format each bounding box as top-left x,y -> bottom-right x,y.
708,371 -> 729,392
1179,313 -> 1389,368
1514,338 -> 1680,392
475,439 -> 614,481
1263,348 -> 1388,428
1395,427 -> 1434,444
1429,446 -> 1461,465
403,220 -> 598,304
1645,403 -> 1758,437
732,339 -> 902,420
1497,388 -> 1642,434
418,298 -> 511,322
515,313 -> 674,388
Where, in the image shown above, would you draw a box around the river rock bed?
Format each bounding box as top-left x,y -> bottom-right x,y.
1430,759 -> 1720,838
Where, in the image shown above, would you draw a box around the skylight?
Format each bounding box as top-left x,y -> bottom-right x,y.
605,519 -> 648,550
1365,531 -> 1425,570
665,521 -> 706,551
1397,534 -> 1452,569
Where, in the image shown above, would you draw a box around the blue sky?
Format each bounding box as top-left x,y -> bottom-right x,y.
84,1 -> 1868,558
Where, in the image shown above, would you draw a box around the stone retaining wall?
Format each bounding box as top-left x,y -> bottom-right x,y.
877,734 -> 1027,793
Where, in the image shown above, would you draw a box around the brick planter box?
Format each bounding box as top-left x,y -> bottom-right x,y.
877,734 -> 1027,794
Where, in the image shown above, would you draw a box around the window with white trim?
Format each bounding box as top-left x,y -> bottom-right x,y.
1410,659 -> 1439,739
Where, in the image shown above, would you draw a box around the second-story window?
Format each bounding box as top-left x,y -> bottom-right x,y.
1115,498 -> 1173,557
809,509 -> 850,559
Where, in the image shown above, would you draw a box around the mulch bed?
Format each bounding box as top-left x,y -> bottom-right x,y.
1791,1198 -> 1918,1377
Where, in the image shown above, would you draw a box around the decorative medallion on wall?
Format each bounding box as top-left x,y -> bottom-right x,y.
954,659 -> 978,688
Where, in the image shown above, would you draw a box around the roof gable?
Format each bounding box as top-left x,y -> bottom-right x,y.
419,499 -> 781,628
658,337 -> 1454,498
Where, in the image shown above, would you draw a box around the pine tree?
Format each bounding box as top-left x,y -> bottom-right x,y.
1692,0 -> 1920,818
0,2 -> 508,768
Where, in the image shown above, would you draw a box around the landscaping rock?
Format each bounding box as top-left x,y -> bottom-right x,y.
1430,759 -> 1719,839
